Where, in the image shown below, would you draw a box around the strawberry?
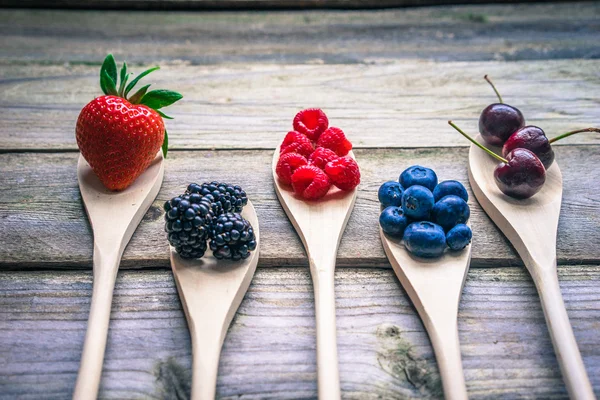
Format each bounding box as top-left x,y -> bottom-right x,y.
76,54 -> 182,191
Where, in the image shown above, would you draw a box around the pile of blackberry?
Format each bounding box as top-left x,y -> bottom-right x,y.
164,182 -> 256,261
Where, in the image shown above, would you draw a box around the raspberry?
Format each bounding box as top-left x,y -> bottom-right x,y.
309,147 -> 338,170
317,127 -> 352,156
293,108 -> 329,141
276,152 -> 308,185
291,165 -> 332,200
280,131 -> 314,158
325,156 -> 360,191
281,131 -> 311,148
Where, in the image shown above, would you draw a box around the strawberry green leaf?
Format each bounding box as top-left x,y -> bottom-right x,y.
118,62 -> 128,97
124,66 -> 160,97
162,129 -> 169,158
140,90 -> 183,110
128,84 -> 151,104
156,110 -> 174,120
101,70 -> 118,96
100,54 -> 118,91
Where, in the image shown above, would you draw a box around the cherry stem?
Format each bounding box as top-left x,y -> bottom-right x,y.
448,121 -> 509,163
484,74 -> 503,104
548,127 -> 600,144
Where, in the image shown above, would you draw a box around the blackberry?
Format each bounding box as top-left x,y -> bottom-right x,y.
209,212 -> 257,261
187,182 -> 248,215
163,193 -> 214,259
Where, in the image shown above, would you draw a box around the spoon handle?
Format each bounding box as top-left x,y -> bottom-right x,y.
310,255 -> 341,400
73,244 -> 120,400
189,322 -> 223,400
532,266 -> 595,400
427,320 -> 468,400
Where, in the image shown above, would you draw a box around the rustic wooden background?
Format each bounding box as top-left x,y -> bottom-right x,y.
0,2 -> 599,399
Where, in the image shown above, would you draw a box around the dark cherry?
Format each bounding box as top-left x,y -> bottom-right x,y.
503,126 -> 600,169
494,148 -> 546,199
449,121 -> 545,199
503,126 -> 554,169
478,75 -> 525,146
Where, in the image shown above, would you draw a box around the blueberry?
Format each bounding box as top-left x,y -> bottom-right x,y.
432,195 -> 470,231
401,185 -> 434,220
399,165 -> 438,191
446,224 -> 472,251
403,221 -> 446,258
379,206 -> 409,238
433,180 -> 469,202
378,181 -> 404,207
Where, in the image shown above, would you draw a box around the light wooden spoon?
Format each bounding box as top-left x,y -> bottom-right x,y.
272,148 -> 357,400
74,153 -> 164,400
468,136 -> 595,400
170,201 -> 260,400
380,227 -> 471,400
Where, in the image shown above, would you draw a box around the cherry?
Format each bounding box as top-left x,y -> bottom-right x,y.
449,121 -> 546,199
478,75 -> 525,146
503,126 -> 600,169
494,148 -> 546,199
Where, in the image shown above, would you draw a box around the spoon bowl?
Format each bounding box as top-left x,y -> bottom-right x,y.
170,200 -> 260,400
74,152 -> 164,399
468,135 -> 594,399
272,147 -> 357,400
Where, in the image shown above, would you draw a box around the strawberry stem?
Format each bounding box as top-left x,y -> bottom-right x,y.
448,120 -> 508,163
484,74 -> 503,104
548,127 -> 600,144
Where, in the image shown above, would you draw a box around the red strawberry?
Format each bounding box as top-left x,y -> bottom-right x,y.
291,165 -> 332,200
276,152 -> 308,185
308,147 -> 338,170
76,54 -> 182,191
325,156 -> 361,191
317,127 -> 352,156
293,108 -> 329,141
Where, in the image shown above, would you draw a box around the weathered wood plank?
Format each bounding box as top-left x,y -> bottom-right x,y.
1,146 -> 599,269
0,266 -> 598,399
1,3 -> 599,64
0,0 -> 568,11
1,60 -> 599,151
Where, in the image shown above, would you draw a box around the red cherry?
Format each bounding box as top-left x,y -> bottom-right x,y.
494,148 -> 546,199
478,75 -> 525,146
449,121 -> 546,200
503,126 -> 554,169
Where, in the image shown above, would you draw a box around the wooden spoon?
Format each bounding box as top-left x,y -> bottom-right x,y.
272,148 -> 357,400
170,201 -> 260,400
380,227 -> 471,400
74,153 -> 164,400
468,136 -> 595,400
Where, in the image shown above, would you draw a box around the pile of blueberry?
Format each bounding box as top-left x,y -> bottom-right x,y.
164,182 -> 257,261
378,166 -> 472,258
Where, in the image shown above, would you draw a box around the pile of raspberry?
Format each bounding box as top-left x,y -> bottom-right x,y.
275,108 -> 360,200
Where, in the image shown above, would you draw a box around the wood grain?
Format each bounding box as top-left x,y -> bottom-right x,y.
1,146 -> 599,269
1,60 -> 600,151
0,0 -> 570,11
1,3 -> 599,64
0,266 -> 598,399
